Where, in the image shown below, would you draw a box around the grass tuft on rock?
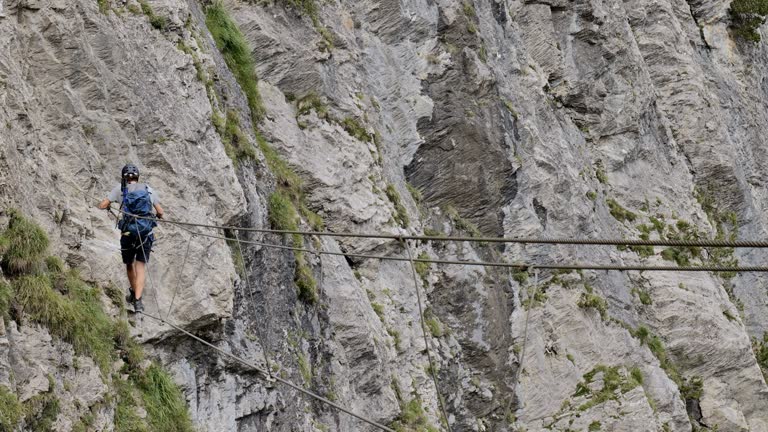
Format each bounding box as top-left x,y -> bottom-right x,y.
0,280 -> 11,323
0,385 -> 23,431
114,379 -> 149,432
138,0 -> 168,30
1,211 -> 194,432
137,365 -> 195,432
1,209 -> 49,274
605,199 -> 637,223
268,192 -> 318,304
206,1 -> 266,123
577,285 -> 608,320
574,365 -> 640,411
414,252 -> 430,285
341,117 -> 372,142
220,110 -> 257,164
391,397 -> 439,432
753,333 -> 768,381
385,184 -> 409,228
444,205 -> 482,237
13,273 -> 116,373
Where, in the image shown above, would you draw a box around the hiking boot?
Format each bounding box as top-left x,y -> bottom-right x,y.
125,289 -> 136,303
133,297 -> 144,313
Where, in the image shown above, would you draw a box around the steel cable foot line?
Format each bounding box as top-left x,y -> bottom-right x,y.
165,233 -> 193,320
402,239 -> 453,432
235,230 -> 275,378
107,207 -> 768,248
139,310 -> 396,432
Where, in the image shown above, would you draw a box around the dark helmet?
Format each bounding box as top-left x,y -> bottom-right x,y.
121,163 -> 140,179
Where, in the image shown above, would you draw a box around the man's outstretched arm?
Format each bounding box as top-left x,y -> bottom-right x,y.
154,203 -> 165,219
97,198 -> 111,210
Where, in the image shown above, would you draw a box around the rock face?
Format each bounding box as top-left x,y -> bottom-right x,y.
1,0 -> 768,431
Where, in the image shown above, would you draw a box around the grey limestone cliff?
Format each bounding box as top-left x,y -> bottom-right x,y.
1,0 -> 768,431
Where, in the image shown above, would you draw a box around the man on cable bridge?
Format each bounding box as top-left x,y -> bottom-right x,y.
98,163 -> 164,312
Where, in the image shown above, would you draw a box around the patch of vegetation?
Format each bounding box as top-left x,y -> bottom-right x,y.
512,268 -> 529,285
138,0 -> 168,30
114,380 -> 148,432
423,228 -> 445,238
388,328 -> 402,351
296,93 -> 329,119
0,280 -> 12,323
649,216 -> 665,236
577,285 -> 608,320
753,333 -> 768,381
295,257 -> 318,304
390,397 -> 440,432
298,353 -> 312,383
425,310 -> 444,338
0,385 -> 23,432
1,211 -> 195,432
595,162 -> 608,184
574,365 -> 641,411
606,199 -> 637,223
589,421 -> 602,431
478,45 -> 487,63
695,190 -> 740,278
0,208 -> 49,274
385,184 -> 409,228
224,231 -> 246,279
341,117 -> 372,142
138,365 -> 195,432
97,0 -> 110,13
729,0 -> 768,41
371,302 -> 385,321
521,287 -> 547,309
462,1 -> 476,17
13,273 -> 117,372
586,191 -> 597,201
679,376 -> 703,400
630,325 -> 698,397
503,99 -> 518,119
444,205 -> 482,237
406,183 -> 422,204
268,192 -> 319,304
414,252 -> 430,285
23,381 -> 60,432
126,3 -> 142,15
206,1 -> 266,123
631,287 -> 653,306
221,110 -> 256,164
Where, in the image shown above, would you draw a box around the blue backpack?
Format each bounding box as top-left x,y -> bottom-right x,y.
118,184 -> 157,237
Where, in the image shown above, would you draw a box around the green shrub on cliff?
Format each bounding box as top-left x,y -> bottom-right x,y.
730,0 -> 768,41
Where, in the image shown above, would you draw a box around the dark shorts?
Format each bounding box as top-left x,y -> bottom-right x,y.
121,233 -> 154,264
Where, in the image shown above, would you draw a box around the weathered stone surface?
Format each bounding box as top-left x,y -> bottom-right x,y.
2,0 -> 768,430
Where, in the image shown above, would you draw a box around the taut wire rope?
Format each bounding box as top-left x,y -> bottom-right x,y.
402,239 -> 453,432
235,229 -> 275,378
138,310 -> 395,432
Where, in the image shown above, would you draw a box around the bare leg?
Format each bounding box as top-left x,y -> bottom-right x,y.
134,261 -> 146,300
126,263 -> 136,291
